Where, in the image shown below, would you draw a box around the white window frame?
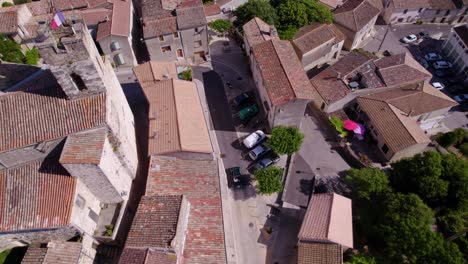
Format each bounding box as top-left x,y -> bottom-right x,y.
161,45 -> 172,53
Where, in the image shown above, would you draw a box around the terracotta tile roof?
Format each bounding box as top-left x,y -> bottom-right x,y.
143,17 -> 177,38
374,53 -> 432,86
0,159 -> 76,231
252,39 -> 314,106
454,24 -> 468,48
22,245 -> 48,263
59,128 -> 107,165
428,0 -> 456,9
0,7 -> 18,34
80,8 -> 111,26
142,0 -> 171,22
357,97 -> 430,153
297,242 -> 343,264
319,0 -> 344,9
133,61 -> 178,82
88,0 -> 108,8
361,82 -> 457,117
52,0 -> 89,11
310,52 -> 371,104
146,157 -> 226,264
109,0 -> 131,37
293,23 -> 345,56
42,241 -> 82,263
26,0 -> 52,16
334,0 -> 379,32
204,3 -> 220,16
0,91 -> 106,153
96,20 -> 112,41
119,248 -> 177,264
176,5 -> 206,30
119,248 -> 147,264
126,195 -> 183,248
141,79 -> 212,156
298,193 -> 353,248
242,17 -> 278,49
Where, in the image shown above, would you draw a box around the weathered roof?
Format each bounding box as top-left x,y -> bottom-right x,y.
204,3 -> 220,16
52,0 -> 89,11
292,23 -> 345,56
0,159 -> 76,231
59,128 -> 107,165
242,17 -> 278,49
43,241 -> 82,264
125,195 -> 183,248
80,8 -> 111,26
0,91 -> 106,153
361,82 -> 457,117
0,6 -> 18,34
310,52 -> 372,104
298,193 -> 353,248
334,0 -> 379,32
176,5 -> 206,29
297,242 -> 343,264
252,39 -> 315,106
357,97 -> 430,153
119,248 -> 177,264
389,0 -> 431,9
143,16 -> 178,38
22,245 -> 48,263
140,78 -> 212,156
95,0 -> 131,40
133,61 -> 178,82
374,53 -> 432,87
146,157 -> 226,264
454,24 -> 468,48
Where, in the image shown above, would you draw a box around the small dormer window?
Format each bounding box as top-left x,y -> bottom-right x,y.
110,41 -> 120,51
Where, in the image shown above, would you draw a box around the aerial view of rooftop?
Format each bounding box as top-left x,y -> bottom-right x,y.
0,0 -> 467,263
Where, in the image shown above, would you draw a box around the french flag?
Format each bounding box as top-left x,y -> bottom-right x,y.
51,11 -> 65,30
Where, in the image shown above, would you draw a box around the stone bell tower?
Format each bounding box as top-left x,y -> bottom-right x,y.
35,18 -> 108,99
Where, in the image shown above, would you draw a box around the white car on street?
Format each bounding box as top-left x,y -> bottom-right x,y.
401,34 -> 418,43
433,60 -> 453,69
431,82 -> 445,90
242,130 -> 266,149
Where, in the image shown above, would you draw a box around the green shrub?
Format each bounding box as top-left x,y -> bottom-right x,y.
179,68 -> 192,81
208,19 -> 233,34
459,142 -> 468,157
104,224 -> 114,237
436,128 -> 467,148
12,0 -> 30,4
329,116 -> 348,137
2,2 -> 13,7
254,166 -> 283,195
267,126 -> 304,155
24,48 -> 39,65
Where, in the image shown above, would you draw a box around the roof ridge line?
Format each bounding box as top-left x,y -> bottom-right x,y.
171,78 -> 183,152
271,40 -> 298,99
387,103 -> 419,144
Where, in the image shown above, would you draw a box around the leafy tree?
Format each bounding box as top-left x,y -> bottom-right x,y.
277,25 -> 298,40
12,0 -> 30,4
277,0 -> 308,29
437,209 -> 468,237
254,166 -> 283,195
442,154 -> 468,211
208,19 -> 233,33
391,151 -> 448,205
25,48 -> 39,65
2,2 -> 13,7
345,254 -> 377,264
234,0 -> 278,27
459,142 -> 468,157
300,0 -> 333,23
435,128 -> 467,148
344,168 -> 391,201
0,35 -> 24,63
267,126 -> 304,155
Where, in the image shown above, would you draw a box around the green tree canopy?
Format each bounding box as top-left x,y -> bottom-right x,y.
24,48 -> 39,65
344,168 -> 391,201
234,0 -> 278,27
0,35 -> 25,63
437,209 -> 468,237
442,154 -> 468,211
277,0 -> 308,29
2,2 -> 14,7
254,166 -> 283,195
267,126 -> 304,155
345,254 -> 377,264
208,19 -> 233,33
391,151 -> 449,205
300,0 -> 333,23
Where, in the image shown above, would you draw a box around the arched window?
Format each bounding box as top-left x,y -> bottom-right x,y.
70,73 -> 87,91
